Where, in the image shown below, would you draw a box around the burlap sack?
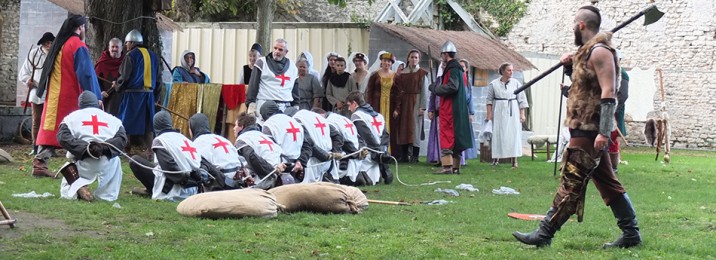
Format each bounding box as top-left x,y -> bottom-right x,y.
176,189 -> 283,219
269,183 -> 368,214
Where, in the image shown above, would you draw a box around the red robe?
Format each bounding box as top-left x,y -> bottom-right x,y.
37,36 -> 102,147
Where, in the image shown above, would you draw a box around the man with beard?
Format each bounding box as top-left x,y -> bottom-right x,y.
245,39 -> 299,120
395,49 -> 429,163
34,15 -> 102,177
429,41 -> 472,174
95,38 -> 124,116
19,32 -> 53,156
172,50 -> 210,83
513,6 -> 641,249
113,29 -> 162,158
57,91 -> 127,202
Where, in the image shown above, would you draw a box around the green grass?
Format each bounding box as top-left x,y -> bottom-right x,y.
1,146 -> 715,259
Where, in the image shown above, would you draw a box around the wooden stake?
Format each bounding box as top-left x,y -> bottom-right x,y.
367,199 -> 411,206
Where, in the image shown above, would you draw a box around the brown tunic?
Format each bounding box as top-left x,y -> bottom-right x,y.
566,32 -> 618,131
395,68 -> 428,145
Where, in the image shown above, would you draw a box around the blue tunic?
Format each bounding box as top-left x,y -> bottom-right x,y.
117,47 -> 160,135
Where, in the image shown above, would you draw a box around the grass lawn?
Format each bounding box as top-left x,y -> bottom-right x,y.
0,145 -> 714,259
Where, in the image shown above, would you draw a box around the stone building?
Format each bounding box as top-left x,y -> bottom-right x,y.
505,0 -> 716,149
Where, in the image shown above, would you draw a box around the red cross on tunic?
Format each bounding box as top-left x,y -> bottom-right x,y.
343,118 -> 355,135
81,114 -> 109,135
212,137 -> 230,154
286,121 -> 301,141
181,140 -> 198,160
259,136 -> 275,151
314,117 -> 327,136
276,74 -> 291,87
371,116 -> 383,132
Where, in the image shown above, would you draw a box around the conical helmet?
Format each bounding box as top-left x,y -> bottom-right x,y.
125,29 -> 143,43
441,40 -> 457,53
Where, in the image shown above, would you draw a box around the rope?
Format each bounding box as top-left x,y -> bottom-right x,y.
343,147 -> 451,187
88,16 -> 157,25
97,141 -> 193,174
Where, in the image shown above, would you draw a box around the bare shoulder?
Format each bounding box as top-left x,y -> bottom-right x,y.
589,47 -> 615,67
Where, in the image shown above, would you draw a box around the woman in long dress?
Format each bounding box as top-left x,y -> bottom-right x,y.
365,52 -> 401,154
486,63 -> 528,168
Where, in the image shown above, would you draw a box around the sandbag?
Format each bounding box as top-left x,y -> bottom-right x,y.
269,182 -> 368,214
176,188 -> 283,219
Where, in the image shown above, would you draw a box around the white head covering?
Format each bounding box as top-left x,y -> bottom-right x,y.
298,51 -> 320,79
392,60 -> 405,72
180,50 -> 195,70
346,52 -> 369,74
321,52 -> 341,79
367,50 -> 388,76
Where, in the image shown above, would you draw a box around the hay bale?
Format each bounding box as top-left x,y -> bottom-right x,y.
176,189 -> 282,219
0,148 -> 14,163
269,183 -> 368,214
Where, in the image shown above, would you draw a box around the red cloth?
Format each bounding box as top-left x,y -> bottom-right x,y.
94,50 -> 124,81
221,84 -> 246,110
439,70 -> 455,150
608,129 -> 620,153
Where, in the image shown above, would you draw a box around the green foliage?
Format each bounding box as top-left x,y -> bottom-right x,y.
2,146 -> 716,258
436,0 -> 530,36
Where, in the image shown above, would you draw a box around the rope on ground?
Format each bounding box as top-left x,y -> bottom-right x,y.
344,147 -> 451,187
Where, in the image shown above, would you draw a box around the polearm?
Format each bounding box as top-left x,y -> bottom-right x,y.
155,102 -> 189,121
513,4 -> 664,95
23,46 -> 43,113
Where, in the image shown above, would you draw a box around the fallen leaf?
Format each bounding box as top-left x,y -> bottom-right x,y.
245,249 -> 252,254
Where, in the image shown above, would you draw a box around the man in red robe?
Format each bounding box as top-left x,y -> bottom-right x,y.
33,15 -> 102,177
95,38 -> 124,116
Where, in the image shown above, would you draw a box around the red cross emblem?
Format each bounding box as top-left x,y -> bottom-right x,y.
181,140 -> 197,160
286,121 -> 301,141
343,118 -> 355,135
276,74 -> 291,87
259,136 -> 275,151
314,116 -> 327,136
212,137 -> 230,154
81,114 -> 108,135
371,116 -> 383,132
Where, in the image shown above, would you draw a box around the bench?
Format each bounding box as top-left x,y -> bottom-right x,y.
526,135 -> 558,161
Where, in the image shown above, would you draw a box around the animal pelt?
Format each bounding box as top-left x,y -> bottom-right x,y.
644,118 -> 657,146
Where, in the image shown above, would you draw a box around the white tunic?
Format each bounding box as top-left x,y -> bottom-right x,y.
194,133 -> 241,186
293,110 -> 335,183
151,132 -> 202,201
236,130 -> 283,169
18,46 -> 48,104
351,110 -> 387,185
59,108 -> 124,201
263,114 -> 304,161
256,57 -> 298,103
326,112 -> 361,181
486,78 -> 529,158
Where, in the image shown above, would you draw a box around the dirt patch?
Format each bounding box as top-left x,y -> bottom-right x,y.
0,210 -> 108,251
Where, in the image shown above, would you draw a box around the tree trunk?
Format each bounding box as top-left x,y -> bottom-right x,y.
86,0 -> 162,63
256,0 -> 275,52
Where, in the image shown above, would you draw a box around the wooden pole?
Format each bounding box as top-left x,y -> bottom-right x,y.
367,199 -> 411,206
155,102 -> 189,121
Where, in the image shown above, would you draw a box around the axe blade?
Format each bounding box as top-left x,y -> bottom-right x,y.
644,5 -> 665,26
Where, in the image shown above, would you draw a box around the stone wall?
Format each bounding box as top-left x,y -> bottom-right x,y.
504,0 -> 716,149
296,0 -> 390,22
0,0 -> 21,105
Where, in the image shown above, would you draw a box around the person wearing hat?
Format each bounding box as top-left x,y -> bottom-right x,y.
428,40 -> 472,174
57,91 -> 127,202
113,29 -> 163,159
245,38 -> 299,120
18,32 -> 54,156
365,51 -> 401,157
347,52 -> 369,92
34,15 -> 102,178
172,50 -> 210,83
239,43 -> 262,85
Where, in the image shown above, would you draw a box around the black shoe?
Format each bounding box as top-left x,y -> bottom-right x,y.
513,208 -> 560,248
603,193 -> 641,248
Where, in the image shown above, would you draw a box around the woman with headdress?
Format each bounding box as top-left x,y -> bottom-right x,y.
295,53 -> 323,110
321,52 -> 340,111
239,43 -> 262,84
459,59 -> 478,161
346,52 -> 370,92
365,52 -> 401,155
172,50 -> 210,83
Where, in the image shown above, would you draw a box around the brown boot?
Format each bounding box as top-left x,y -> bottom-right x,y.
433,155 -> 454,174
452,154 -> 461,174
32,158 -> 55,178
77,186 -> 94,202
